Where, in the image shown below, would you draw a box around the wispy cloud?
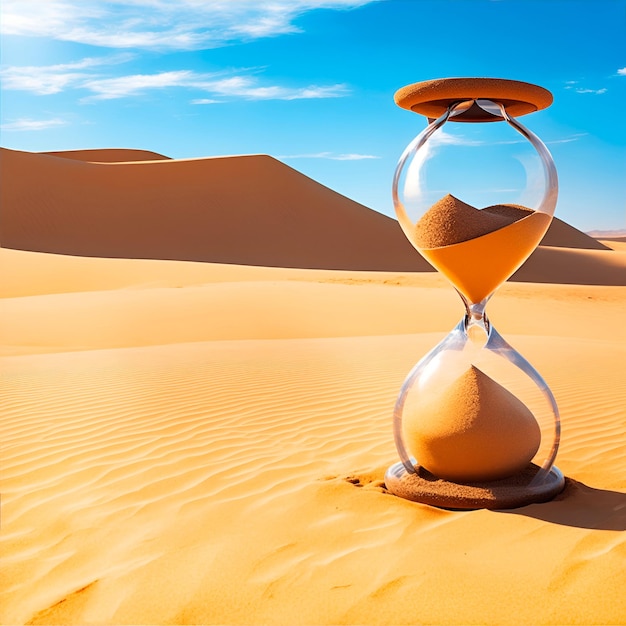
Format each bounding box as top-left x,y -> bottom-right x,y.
187,76 -> 349,102
564,80 -> 608,95
575,87 -> 607,95
279,133 -> 585,161
0,0 -> 380,50
279,152 -> 380,160
83,71 -> 349,102
1,58 -> 351,103
83,70 -> 200,100
546,133 -> 588,145
431,130 -> 483,147
0,117 -> 68,131
0,54 -> 133,95
617,68 -> 626,76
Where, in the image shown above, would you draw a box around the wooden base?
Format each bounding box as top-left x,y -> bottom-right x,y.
385,462 -> 565,510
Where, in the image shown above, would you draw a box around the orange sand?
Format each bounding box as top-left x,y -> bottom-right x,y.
412,195 -> 552,303
413,194 -> 516,247
403,365 -> 541,481
1,148 -> 625,626
420,211 -> 552,303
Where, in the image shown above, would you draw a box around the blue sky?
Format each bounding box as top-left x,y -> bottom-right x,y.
1,0 -> 624,232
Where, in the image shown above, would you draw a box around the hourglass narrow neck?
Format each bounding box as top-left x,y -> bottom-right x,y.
461,295 -> 491,338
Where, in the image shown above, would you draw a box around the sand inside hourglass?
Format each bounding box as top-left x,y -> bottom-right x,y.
402,195 -> 551,483
411,194 -> 552,304
404,366 -> 541,482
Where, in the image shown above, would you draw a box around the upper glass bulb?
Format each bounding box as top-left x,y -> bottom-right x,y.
392,90 -> 558,305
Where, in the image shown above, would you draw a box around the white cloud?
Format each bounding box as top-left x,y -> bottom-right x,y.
565,80 -> 608,95
279,152 -> 379,160
0,117 -> 67,131
83,70 -> 199,100
0,54 -> 132,95
80,70 -> 349,101
1,1 -> 103,38
0,0 -> 380,50
546,133 -> 588,145
330,153 -> 380,160
617,68 -> 626,76
1,66 -> 87,95
426,129 -> 482,147
1,58 -> 351,103
575,87 -> 607,95
197,76 -> 349,101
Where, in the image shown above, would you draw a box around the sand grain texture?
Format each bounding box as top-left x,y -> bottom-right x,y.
413,194 -> 519,248
1,148 -> 625,626
403,365 -> 541,481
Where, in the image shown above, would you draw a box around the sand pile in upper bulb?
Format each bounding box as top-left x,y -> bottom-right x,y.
403,365 -> 541,482
414,194 -> 532,248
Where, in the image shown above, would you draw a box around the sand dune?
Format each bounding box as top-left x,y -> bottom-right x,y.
598,237 -> 626,252
539,217 -> 611,250
2,282 -> 625,625
470,201 -> 611,250
511,244 -> 626,285
2,147 -> 624,286
0,147 -> 427,272
587,230 -> 626,239
1,147 -> 625,625
2,248 -> 624,357
41,148 -> 171,162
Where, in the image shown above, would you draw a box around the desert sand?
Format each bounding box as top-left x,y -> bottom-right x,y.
1,148 -> 625,625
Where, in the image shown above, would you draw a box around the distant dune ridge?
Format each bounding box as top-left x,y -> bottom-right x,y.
1,147 -> 624,285
1,147 -> 425,272
1,147 -> 625,626
40,148 -> 172,162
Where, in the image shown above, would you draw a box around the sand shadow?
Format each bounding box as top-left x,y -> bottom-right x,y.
349,469 -> 625,531
500,477 -> 626,530
368,470 -> 626,531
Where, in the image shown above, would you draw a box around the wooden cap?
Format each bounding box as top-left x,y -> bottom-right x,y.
394,77 -> 553,121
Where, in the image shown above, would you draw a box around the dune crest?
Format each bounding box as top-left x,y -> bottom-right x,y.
41,148 -> 171,162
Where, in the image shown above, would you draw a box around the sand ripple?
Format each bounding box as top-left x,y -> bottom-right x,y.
2,331 -> 625,624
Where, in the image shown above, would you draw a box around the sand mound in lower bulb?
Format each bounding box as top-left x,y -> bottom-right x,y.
403,365 -> 541,482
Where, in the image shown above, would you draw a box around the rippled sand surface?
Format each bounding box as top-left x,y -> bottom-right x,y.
1,148 -> 625,625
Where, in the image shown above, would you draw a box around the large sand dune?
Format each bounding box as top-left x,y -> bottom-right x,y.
1,147 -> 426,271
1,147 -> 624,285
1,148 -> 625,625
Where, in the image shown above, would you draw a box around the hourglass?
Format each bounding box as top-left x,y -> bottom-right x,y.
385,78 -> 565,509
